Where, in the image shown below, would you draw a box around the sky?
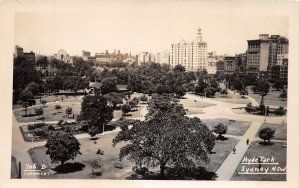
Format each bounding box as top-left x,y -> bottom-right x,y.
14,1 -> 289,56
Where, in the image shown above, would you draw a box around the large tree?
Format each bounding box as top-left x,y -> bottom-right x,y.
63,76 -> 89,93
45,132 -> 81,166
113,94 -> 215,178
100,77 -> 118,95
253,78 -> 270,105
78,95 -> 113,137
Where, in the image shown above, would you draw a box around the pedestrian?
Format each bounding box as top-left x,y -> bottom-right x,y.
233,147 -> 236,154
246,138 -> 249,145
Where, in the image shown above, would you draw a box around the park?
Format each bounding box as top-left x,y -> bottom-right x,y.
12,59 -> 287,180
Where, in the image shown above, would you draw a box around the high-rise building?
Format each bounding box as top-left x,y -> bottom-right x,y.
137,52 -> 155,65
246,34 -> 288,75
170,28 -> 208,71
155,51 -> 170,65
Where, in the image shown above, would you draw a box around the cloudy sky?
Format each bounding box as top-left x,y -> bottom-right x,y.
14,1 -> 289,56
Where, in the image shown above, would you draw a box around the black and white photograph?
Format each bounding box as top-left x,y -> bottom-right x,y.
0,0 -> 299,188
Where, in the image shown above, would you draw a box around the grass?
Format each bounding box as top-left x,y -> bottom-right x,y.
205,137 -> 239,172
185,108 -> 204,115
231,141 -> 286,181
247,87 -> 287,108
13,95 -> 83,122
28,131 -> 239,179
256,123 -> 287,140
179,98 -> 215,108
28,131 -> 134,179
213,93 -> 251,104
202,118 -> 251,136
11,156 -> 19,178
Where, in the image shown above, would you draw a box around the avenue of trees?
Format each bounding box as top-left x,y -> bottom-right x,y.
113,94 -> 215,178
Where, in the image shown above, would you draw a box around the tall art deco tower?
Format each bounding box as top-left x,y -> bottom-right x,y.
170,28 -> 208,71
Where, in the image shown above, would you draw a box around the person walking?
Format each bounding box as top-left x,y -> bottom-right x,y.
233,147 -> 236,154
246,138 -> 249,145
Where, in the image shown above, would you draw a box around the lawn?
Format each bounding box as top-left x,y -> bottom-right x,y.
247,87 -> 287,108
28,131 -> 239,179
13,95 -> 83,122
185,108 -> 204,115
256,123 -> 287,140
179,98 -> 215,108
202,118 -> 251,136
213,93 -> 251,105
28,131 -> 134,179
231,141 -> 286,181
205,137 -> 239,172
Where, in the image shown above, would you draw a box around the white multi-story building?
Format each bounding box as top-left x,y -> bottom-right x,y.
155,50 -> 170,65
170,28 -> 208,71
137,52 -> 155,65
207,58 -> 217,74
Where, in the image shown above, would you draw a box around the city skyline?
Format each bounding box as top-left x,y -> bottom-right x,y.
15,11 -> 288,57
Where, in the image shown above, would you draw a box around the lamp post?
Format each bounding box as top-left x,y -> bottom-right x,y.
264,106 -> 267,123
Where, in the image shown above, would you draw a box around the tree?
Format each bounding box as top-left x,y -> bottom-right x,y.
45,132 -> 81,166
121,103 -> 132,116
273,80 -> 284,91
78,95 -> 113,137
104,92 -> 124,109
279,89 -> 287,101
113,95 -> 215,178
258,127 -> 275,143
213,123 -> 227,140
41,100 -> 47,107
204,87 -> 217,97
20,88 -> 33,102
26,82 -> 40,96
195,80 -> 208,96
173,64 -> 185,72
253,78 -> 270,105
174,85 -> 186,98
65,107 -> 73,118
34,108 -> 43,117
100,77 -> 118,95
140,95 -> 148,102
63,76 -> 89,93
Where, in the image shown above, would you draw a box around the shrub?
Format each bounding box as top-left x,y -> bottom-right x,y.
55,104 -> 62,110
258,127 -> 275,143
89,159 -> 103,176
274,106 -> 286,115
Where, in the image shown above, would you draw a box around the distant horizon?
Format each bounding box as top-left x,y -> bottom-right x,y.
14,3 -> 289,57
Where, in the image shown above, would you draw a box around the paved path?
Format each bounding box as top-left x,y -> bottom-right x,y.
215,121 -> 262,180
184,93 -> 286,180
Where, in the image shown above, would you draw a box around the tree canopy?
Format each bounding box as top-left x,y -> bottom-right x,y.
78,95 -> 113,137
45,132 -> 81,166
113,94 -> 215,178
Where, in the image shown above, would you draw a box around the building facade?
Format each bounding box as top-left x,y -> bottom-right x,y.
155,51 -> 170,65
137,52 -> 155,65
246,34 -> 289,75
170,28 -> 208,71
